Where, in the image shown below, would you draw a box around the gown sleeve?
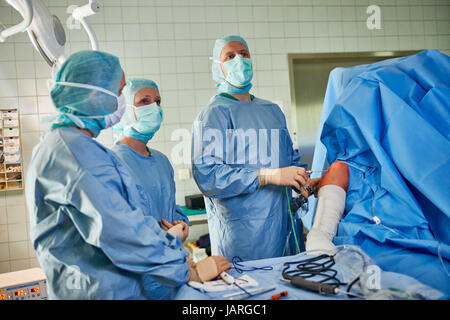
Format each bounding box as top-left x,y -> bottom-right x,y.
191,114 -> 260,199
62,161 -> 190,288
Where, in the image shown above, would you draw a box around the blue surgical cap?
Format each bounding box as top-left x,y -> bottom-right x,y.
122,78 -> 159,107
112,78 -> 160,141
50,50 -> 123,116
212,35 -> 249,84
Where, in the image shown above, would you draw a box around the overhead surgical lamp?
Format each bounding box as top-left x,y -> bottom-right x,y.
0,0 -> 100,68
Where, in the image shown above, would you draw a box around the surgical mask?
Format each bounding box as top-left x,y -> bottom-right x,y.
51,81 -> 124,129
104,94 -> 126,128
215,55 -> 253,88
124,102 -> 163,143
217,80 -> 253,95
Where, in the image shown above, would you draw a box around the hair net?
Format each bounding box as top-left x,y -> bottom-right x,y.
212,35 -> 249,84
50,50 -> 123,116
122,78 -> 159,107
112,78 -> 160,141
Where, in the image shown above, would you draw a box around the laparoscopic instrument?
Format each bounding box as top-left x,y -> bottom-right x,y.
306,170 -> 327,176
284,170 -> 326,254
291,170 -> 327,212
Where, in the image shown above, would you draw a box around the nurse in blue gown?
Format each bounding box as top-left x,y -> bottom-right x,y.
111,78 -> 190,299
25,51 -> 231,300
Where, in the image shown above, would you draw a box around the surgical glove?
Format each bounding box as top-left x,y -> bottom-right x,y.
188,256 -> 232,283
305,185 -> 346,256
173,220 -> 189,243
258,166 -> 309,190
167,224 -> 185,242
304,177 -> 322,198
162,218 -> 189,243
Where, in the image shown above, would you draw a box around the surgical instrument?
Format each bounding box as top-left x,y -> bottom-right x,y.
281,254 -> 364,298
224,285 -> 277,300
279,278 -> 365,298
306,170 -> 327,176
220,272 -> 252,297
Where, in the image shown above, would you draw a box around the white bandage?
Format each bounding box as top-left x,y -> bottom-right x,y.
306,185 -> 346,255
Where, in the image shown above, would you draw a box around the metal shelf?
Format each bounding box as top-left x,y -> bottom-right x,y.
0,108 -> 24,191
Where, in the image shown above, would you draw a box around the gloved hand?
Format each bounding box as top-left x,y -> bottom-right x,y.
173,220 -> 189,242
302,177 -> 322,198
162,218 -> 189,243
258,166 -> 309,190
188,256 -> 232,283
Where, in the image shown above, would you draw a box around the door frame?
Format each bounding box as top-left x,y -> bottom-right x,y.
287,50 -> 421,136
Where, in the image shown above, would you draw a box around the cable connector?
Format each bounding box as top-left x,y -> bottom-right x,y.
373,216 -> 381,225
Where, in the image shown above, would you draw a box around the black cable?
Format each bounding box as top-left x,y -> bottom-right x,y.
282,254 -> 346,287
346,276 -> 360,298
282,254 -> 366,298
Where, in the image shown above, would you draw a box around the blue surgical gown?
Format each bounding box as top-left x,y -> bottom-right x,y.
318,50 -> 450,293
111,142 -> 189,299
191,95 -> 306,261
25,126 -> 189,299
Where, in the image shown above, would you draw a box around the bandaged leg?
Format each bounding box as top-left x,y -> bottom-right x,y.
306,161 -> 349,255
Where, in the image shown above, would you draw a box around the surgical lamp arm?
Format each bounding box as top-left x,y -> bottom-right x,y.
72,0 -> 100,50
78,17 -> 98,50
0,0 -> 33,42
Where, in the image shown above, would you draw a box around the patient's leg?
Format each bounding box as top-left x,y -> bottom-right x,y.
318,161 -> 349,191
305,161 -> 349,255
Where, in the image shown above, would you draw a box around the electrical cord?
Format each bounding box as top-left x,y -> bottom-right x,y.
231,256 -> 273,274
281,254 -> 361,298
282,254 -> 345,286
285,187 -> 301,254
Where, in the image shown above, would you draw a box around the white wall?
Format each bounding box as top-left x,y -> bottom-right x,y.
0,0 -> 449,273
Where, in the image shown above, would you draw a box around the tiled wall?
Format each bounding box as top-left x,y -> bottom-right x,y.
0,0 -> 449,273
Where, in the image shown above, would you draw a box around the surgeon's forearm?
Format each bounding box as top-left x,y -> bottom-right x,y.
258,167 -> 308,190
258,168 -> 279,186
194,164 -> 260,198
257,169 -> 268,186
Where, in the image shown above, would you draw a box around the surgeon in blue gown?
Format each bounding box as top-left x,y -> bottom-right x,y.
191,35 -> 311,261
25,51 -> 231,299
111,78 -> 190,299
